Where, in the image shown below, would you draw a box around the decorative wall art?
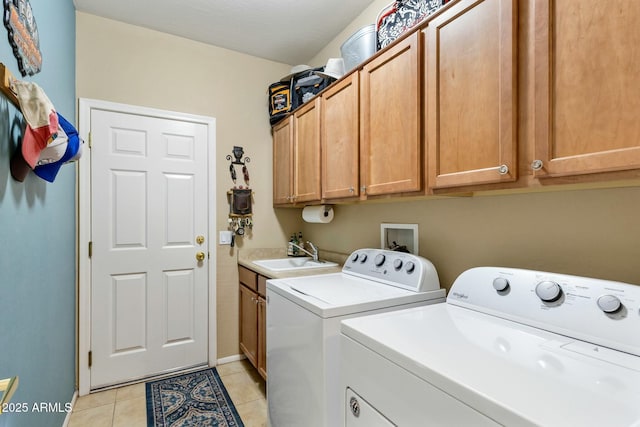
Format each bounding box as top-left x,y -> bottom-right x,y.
3,0 -> 42,76
226,146 -> 253,247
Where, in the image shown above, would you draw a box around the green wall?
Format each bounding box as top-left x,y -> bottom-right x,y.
0,1 -> 76,426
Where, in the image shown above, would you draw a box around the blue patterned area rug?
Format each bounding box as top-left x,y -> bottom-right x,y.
146,368 -> 244,427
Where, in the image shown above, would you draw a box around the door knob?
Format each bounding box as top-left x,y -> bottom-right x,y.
196,251 -> 206,261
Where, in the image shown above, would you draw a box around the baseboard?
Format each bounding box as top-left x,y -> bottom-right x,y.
62,390 -> 78,427
217,354 -> 246,365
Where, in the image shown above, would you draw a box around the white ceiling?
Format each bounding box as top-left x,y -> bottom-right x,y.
73,0 -> 377,65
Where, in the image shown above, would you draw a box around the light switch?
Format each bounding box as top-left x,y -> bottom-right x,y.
219,230 -> 233,245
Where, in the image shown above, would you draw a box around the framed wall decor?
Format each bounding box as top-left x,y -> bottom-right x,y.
3,0 -> 42,76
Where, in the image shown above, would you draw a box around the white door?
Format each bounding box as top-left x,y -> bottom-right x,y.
90,109 -> 209,388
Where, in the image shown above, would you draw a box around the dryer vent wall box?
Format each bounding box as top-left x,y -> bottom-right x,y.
381,224 -> 418,254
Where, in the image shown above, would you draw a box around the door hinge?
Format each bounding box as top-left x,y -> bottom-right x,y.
88,351 -> 92,368
88,241 -> 93,258
88,131 -> 92,149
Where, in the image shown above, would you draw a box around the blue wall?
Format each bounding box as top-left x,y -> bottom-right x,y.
0,1 -> 76,426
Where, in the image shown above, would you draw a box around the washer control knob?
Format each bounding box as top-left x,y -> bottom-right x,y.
393,259 -> 403,270
492,277 -> 510,292
374,254 -> 386,267
351,253 -> 359,263
405,261 -> 415,273
597,295 -> 622,313
359,253 -> 368,263
535,281 -> 562,302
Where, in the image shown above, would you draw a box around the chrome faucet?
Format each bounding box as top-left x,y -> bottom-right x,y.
289,241 -> 320,262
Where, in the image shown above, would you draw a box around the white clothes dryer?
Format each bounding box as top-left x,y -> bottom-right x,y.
341,267 -> 640,426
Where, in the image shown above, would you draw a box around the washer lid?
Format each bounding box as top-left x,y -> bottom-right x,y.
341,304 -> 640,427
267,273 -> 445,318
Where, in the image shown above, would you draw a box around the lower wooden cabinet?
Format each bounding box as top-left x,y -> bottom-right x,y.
257,293 -> 267,379
238,265 -> 267,380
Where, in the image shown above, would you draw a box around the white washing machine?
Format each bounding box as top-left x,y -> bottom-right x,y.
341,267 -> 640,426
266,248 -> 446,427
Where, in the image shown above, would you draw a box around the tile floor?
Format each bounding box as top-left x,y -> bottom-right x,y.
68,360 -> 267,427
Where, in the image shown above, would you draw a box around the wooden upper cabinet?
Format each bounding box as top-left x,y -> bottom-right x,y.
533,0 -> 640,178
321,72 -> 360,200
293,98 -> 322,203
427,0 -> 517,190
360,32 -> 422,197
272,117 -> 293,205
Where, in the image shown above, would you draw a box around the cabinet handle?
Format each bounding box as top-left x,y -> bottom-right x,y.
531,160 -> 543,171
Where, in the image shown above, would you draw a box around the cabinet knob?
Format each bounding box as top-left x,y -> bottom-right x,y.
497,164 -> 509,175
531,160 -> 543,171
360,186 -> 367,194
349,186 -> 355,193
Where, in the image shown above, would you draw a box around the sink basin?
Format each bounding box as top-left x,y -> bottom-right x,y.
252,257 -> 338,272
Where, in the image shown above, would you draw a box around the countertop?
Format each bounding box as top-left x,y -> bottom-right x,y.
237,247 -> 348,279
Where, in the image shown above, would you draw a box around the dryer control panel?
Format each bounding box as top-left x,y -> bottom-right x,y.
447,266 -> 640,358
342,249 -> 440,292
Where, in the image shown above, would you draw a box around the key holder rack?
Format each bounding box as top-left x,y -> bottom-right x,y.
226,146 -> 253,247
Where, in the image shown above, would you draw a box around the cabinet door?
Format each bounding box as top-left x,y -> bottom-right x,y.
360,32 -> 422,196
293,98 -> 322,203
427,0 -> 517,189
272,116 -> 293,205
239,284 -> 258,369
534,1 -> 640,178
257,295 -> 267,380
322,73 -> 360,199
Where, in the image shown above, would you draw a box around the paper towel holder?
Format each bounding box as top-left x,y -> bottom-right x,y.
302,204 -> 335,223
320,205 -> 332,217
